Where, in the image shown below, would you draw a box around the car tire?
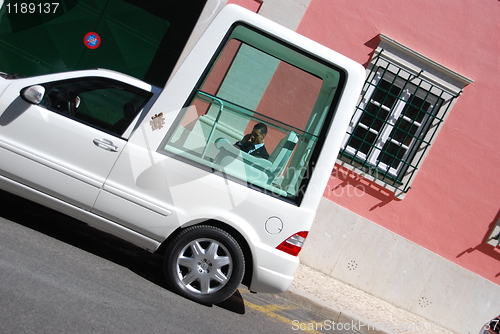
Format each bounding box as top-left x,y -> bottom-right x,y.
164,225 -> 245,304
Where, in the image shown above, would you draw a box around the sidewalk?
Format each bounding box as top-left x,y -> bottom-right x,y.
282,264 -> 456,334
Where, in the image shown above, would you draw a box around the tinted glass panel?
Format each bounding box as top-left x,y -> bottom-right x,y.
40,78 -> 151,136
0,0 -> 206,87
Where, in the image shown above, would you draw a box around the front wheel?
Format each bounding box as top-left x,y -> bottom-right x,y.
163,225 -> 245,304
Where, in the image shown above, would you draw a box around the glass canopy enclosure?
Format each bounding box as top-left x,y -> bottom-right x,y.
160,24 -> 345,204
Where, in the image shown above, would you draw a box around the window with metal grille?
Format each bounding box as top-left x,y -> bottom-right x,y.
338,35 -> 472,196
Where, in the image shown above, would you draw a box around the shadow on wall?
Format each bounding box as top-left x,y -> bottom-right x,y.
456,209 -> 500,277
362,35 -> 380,68
327,164 -> 399,210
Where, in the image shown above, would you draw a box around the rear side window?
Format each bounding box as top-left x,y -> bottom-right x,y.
159,24 -> 345,204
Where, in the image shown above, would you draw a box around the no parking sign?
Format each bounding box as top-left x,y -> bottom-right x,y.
84,32 -> 101,49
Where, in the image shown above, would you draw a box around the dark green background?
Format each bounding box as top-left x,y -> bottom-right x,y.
0,0 -> 206,87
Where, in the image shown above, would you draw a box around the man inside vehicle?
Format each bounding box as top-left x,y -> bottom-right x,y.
234,122 -> 270,159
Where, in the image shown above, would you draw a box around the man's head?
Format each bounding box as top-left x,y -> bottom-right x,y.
250,123 -> 267,144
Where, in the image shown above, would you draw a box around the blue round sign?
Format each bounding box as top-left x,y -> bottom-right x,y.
84,32 -> 101,49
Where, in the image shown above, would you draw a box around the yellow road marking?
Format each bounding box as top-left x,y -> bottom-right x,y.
244,299 -> 324,334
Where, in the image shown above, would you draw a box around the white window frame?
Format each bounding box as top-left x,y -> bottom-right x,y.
338,34 -> 473,198
343,70 -> 442,178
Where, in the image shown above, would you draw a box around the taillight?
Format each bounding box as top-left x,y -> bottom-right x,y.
276,231 -> 309,256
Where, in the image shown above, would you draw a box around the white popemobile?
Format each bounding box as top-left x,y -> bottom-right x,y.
0,5 -> 364,304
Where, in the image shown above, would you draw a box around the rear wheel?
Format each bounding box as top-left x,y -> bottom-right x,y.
164,225 -> 245,304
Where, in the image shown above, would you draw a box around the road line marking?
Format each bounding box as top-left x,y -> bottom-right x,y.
244,300 -> 324,334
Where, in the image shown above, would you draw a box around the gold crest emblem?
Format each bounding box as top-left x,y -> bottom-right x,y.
150,113 -> 165,131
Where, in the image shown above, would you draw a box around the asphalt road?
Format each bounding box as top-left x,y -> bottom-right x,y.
0,189 -> 356,334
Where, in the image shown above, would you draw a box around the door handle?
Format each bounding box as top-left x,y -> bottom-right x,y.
93,139 -> 119,152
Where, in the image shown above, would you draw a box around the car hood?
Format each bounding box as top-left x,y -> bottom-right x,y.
0,74 -> 15,99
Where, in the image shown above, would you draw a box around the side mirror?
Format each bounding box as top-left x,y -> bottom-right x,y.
21,85 -> 45,105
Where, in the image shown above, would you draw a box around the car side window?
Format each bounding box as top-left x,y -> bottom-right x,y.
39,77 -> 151,136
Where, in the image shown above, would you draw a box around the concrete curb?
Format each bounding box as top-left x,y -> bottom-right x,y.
281,287 -> 394,334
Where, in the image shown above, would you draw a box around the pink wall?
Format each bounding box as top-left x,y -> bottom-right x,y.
227,0 -> 262,12
296,0 -> 500,284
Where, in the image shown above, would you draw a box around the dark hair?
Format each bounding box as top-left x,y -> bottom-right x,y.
253,122 -> 268,136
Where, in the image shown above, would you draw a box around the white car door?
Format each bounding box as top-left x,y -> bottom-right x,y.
0,73 -> 152,211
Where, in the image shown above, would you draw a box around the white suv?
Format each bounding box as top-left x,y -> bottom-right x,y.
0,5 -> 364,303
